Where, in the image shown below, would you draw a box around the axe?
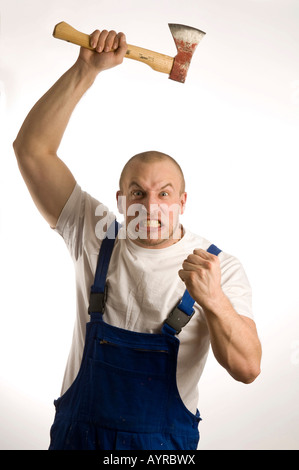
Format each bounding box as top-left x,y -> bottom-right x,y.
53,22 -> 205,83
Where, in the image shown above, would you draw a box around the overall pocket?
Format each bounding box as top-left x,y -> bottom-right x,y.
86,346 -> 170,432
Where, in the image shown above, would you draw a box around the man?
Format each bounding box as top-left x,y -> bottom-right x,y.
13,29 -> 261,450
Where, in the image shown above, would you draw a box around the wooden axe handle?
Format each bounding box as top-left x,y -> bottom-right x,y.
53,22 -> 174,75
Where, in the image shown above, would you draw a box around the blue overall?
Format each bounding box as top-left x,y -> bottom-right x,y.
49,221 -> 221,450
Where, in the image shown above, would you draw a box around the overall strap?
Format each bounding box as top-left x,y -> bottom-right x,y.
163,243 -> 222,335
88,219 -> 120,315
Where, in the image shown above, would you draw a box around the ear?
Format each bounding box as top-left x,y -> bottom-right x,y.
180,192 -> 187,215
116,190 -> 124,214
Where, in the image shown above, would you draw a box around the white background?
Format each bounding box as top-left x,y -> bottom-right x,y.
0,0 -> 298,450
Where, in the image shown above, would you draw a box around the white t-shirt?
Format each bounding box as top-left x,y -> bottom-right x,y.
55,183 -> 253,414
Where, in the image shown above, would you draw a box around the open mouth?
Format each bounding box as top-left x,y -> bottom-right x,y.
126,215 -> 173,242
139,219 -> 161,228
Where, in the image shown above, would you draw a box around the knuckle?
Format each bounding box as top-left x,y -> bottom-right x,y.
210,255 -> 219,267
197,271 -> 204,280
115,56 -> 124,65
189,271 -> 198,283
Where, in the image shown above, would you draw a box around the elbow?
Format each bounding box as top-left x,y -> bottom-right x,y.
13,137 -> 41,168
13,138 -> 37,179
233,364 -> 261,384
13,137 -> 26,161
13,137 -> 53,163
240,369 -> 261,384
13,139 -> 27,175
13,134 -> 36,161
12,138 -> 20,158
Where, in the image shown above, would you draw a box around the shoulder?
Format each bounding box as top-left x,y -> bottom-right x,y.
54,183 -> 116,257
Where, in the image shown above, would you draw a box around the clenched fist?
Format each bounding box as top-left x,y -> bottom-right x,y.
179,249 -> 225,312
78,29 -> 127,73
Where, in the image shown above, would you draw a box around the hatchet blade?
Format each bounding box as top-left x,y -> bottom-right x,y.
168,23 -> 206,83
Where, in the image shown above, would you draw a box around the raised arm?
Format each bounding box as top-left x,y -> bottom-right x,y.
13,29 -> 127,228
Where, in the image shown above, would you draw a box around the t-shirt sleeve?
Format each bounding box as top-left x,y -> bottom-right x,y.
219,252 -> 254,320
54,183 -> 116,260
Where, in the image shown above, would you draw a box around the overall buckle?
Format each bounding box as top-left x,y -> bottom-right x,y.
165,305 -> 195,334
88,286 -> 107,314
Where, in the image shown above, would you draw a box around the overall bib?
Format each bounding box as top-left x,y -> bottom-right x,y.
49,221 -> 221,450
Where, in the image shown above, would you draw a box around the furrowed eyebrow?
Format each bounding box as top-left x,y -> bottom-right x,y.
128,182 -> 174,190
129,182 -> 143,189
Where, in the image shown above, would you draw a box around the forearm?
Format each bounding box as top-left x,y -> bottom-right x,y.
13,29 -> 126,228
203,293 -> 262,383
14,59 -> 97,158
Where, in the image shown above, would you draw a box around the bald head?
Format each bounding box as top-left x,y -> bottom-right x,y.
119,151 -> 185,194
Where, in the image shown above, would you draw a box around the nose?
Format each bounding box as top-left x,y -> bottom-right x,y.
143,192 -> 159,214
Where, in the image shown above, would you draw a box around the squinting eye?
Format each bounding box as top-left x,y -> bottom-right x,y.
132,190 -> 143,197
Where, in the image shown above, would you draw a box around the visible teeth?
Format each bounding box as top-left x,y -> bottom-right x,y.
141,220 -> 161,227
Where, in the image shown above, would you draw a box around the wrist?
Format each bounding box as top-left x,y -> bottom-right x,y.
73,57 -> 100,86
202,291 -> 230,317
